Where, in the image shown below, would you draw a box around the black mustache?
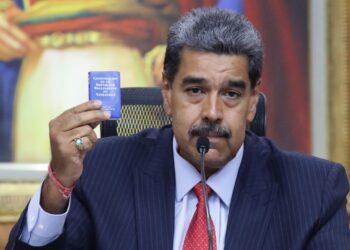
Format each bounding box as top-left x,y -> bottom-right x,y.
189,122 -> 232,138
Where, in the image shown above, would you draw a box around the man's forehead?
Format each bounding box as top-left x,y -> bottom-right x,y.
175,48 -> 251,87
178,48 -> 249,71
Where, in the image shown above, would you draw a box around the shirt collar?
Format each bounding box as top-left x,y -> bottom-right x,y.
173,137 -> 243,207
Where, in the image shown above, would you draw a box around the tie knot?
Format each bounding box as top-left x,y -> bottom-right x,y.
193,182 -> 213,200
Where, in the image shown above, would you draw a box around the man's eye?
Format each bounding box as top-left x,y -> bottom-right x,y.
224,91 -> 241,98
187,88 -> 203,95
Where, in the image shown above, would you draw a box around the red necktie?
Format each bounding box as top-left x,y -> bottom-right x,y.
183,182 -> 217,250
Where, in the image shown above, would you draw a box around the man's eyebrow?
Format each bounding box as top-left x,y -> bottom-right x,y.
181,77 -> 248,89
182,76 -> 207,86
226,80 -> 247,90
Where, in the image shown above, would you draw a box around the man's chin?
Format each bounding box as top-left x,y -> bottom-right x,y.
203,150 -> 228,170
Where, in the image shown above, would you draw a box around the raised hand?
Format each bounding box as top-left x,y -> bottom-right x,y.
42,100 -> 111,213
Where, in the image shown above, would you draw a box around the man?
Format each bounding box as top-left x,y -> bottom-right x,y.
6,7 -> 350,250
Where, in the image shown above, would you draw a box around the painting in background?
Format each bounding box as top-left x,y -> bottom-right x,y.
245,0 -> 310,154
0,0 -> 215,162
0,0 -> 309,163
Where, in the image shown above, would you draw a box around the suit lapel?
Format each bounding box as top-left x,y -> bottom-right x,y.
132,129 -> 279,249
133,127 -> 176,250
224,133 -> 279,249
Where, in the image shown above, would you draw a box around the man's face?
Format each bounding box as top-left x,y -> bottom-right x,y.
162,48 -> 260,175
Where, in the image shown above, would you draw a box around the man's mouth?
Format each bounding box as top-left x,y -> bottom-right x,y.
207,132 -> 223,138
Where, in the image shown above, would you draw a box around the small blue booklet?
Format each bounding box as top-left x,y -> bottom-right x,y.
88,71 -> 121,119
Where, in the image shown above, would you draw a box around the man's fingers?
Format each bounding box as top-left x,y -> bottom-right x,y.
65,125 -> 98,148
49,101 -> 110,150
48,101 -> 107,194
62,109 -> 110,132
71,135 -> 97,154
62,100 -> 102,115
66,125 -> 95,142
53,100 -> 109,131
86,130 -> 98,145
89,120 -> 101,129
71,136 -> 93,153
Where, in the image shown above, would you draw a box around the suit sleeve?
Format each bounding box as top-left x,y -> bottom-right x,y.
6,186 -> 94,250
307,164 -> 350,250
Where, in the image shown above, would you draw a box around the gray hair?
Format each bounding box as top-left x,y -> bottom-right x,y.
163,7 -> 263,88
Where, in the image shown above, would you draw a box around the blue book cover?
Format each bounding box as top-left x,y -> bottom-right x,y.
88,71 -> 121,119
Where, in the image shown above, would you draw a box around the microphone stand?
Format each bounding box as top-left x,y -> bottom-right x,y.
199,144 -> 214,250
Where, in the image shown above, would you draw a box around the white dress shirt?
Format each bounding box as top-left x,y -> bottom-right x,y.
20,137 -> 243,249
173,138 -> 243,250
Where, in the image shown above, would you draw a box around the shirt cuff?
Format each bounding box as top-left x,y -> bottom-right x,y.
20,181 -> 70,246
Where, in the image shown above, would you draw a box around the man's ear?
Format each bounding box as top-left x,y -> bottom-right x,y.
247,79 -> 261,123
161,73 -> 172,116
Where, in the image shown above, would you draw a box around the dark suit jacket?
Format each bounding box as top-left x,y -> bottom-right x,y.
6,126 -> 350,250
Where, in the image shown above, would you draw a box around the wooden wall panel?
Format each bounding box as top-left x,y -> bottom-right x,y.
328,0 -> 350,214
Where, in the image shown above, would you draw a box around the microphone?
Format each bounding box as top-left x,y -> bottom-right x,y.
196,136 -> 213,250
196,136 -> 210,154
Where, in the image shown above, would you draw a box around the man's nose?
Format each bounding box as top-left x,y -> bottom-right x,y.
201,94 -> 223,122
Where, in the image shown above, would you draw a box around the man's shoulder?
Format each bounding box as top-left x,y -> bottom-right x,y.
246,131 -> 346,179
246,132 -> 349,206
